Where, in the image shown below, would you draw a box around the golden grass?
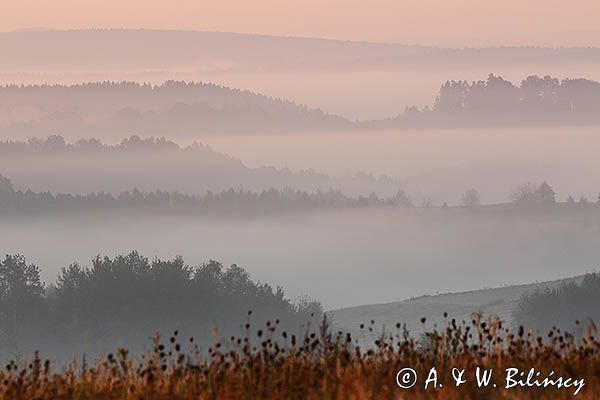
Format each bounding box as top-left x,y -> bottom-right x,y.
1,314 -> 598,399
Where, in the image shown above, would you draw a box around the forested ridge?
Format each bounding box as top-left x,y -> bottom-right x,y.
0,81 -> 350,136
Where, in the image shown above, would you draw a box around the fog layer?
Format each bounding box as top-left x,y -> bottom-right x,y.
1,209 -> 597,310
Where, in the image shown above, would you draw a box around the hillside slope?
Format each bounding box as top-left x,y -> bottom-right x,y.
328,277 -> 582,341
4,30 -> 600,72
0,135 -> 398,196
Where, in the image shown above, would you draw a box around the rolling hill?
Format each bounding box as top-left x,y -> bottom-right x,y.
328,276 -> 583,343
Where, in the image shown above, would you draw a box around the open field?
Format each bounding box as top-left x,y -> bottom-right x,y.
328,277 -> 584,343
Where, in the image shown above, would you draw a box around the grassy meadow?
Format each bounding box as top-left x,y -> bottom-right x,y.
0,314 -> 597,399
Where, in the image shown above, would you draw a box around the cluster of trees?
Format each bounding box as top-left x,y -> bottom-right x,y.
433,74 -> 600,113
509,182 -> 558,207
0,252 -> 322,361
509,181 -> 600,208
368,74 -> 600,129
457,182 -> 600,209
0,173 -> 413,217
513,273 -> 599,335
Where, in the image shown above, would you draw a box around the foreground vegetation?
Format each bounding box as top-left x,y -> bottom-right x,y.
0,315 -> 597,399
1,251 -> 597,398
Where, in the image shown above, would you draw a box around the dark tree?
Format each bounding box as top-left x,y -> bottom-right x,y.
0,255 -> 45,343
537,182 -> 556,205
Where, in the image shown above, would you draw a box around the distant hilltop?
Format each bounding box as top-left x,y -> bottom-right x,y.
4,75 -> 600,137
2,29 -> 600,72
0,81 -> 351,137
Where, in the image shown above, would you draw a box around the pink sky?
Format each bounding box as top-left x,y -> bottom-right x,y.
3,0 -> 600,46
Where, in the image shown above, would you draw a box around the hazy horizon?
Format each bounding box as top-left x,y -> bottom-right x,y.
5,27 -> 600,49
3,210 -> 597,311
4,1 -> 600,47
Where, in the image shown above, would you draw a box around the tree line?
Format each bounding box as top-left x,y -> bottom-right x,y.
432,74 -> 600,113
0,135 -> 195,154
0,252 -> 322,362
0,81 -> 337,118
0,81 -> 350,136
0,135 -> 402,202
367,74 -> 600,129
3,173 -> 600,217
0,174 -> 412,217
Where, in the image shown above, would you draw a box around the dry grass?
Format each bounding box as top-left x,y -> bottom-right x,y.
1,314 -> 598,399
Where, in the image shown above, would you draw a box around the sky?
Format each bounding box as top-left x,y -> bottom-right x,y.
3,0 -> 600,47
